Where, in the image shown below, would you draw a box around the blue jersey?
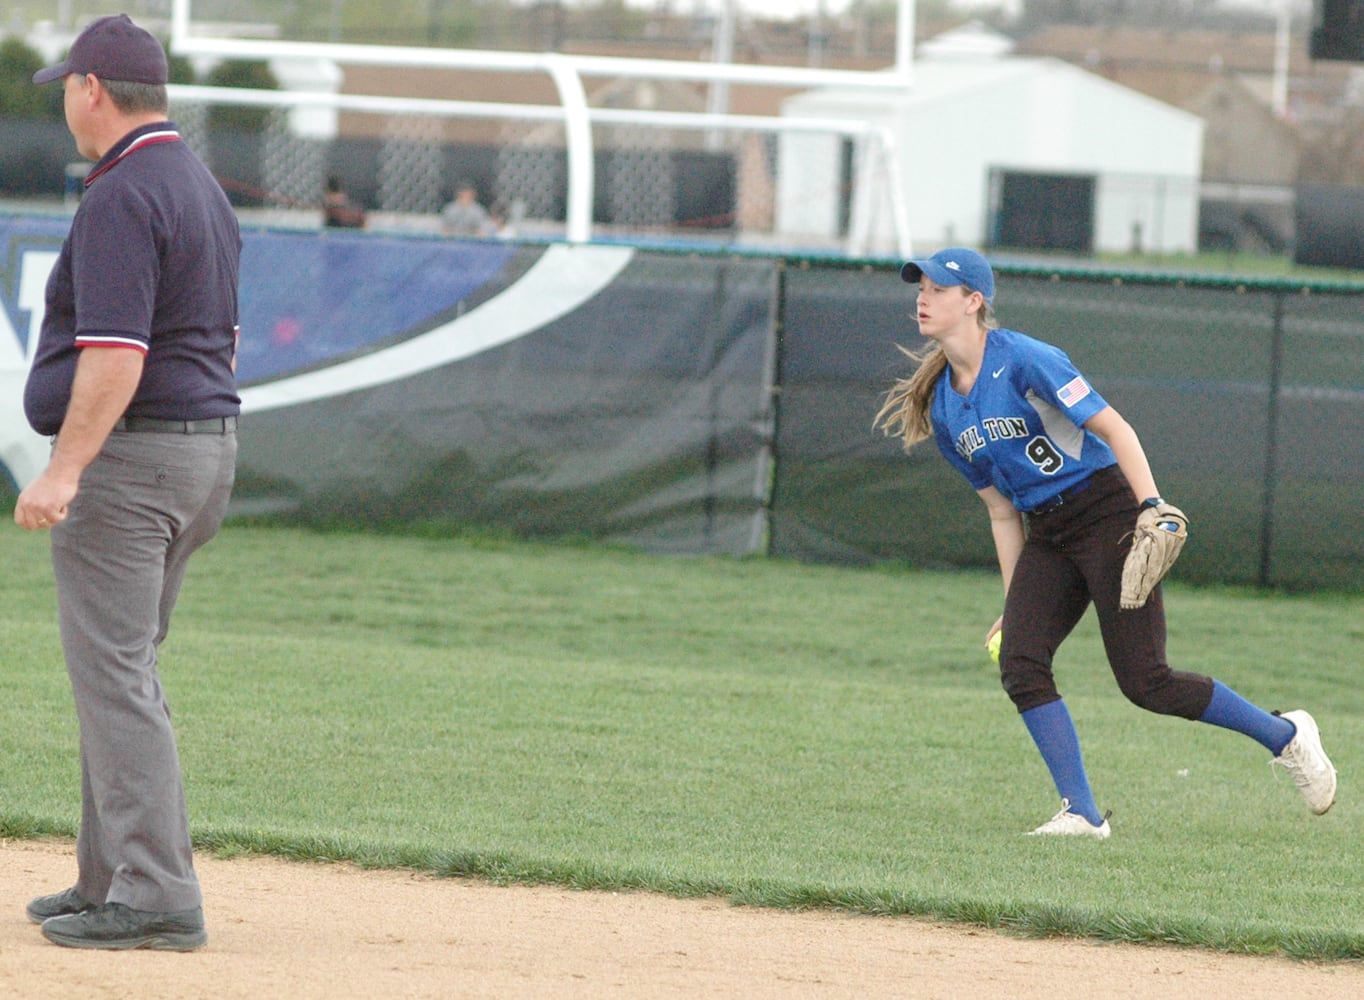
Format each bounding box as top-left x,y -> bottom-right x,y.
931,327 -> 1116,512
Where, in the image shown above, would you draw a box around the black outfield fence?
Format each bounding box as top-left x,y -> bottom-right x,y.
2,215 -> 1360,591
772,261 -> 1364,592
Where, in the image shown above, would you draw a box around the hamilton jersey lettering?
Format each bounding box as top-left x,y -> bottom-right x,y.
931,328 -> 1117,512
955,425 -> 987,460
982,416 -> 1029,441
955,416 -> 1031,460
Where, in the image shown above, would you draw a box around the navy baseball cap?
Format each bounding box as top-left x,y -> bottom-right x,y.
33,14 -> 168,86
900,247 -> 995,305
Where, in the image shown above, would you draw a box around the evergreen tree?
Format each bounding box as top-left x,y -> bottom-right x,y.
205,59 -> 279,133
0,38 -> 61,120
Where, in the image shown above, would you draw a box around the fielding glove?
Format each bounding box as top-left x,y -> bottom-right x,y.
1120,501 -> 1188,610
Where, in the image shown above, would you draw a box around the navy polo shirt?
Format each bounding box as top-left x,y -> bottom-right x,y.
23,122 -> 242,436
930,327 -> 1117,512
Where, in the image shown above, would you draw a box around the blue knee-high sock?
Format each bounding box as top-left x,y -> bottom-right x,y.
1199,680 -> 1295,755
1020,699 -> 1103,826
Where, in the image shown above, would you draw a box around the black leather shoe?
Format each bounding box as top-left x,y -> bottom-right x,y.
41,902 -> 207,951
26,887 -> 96,924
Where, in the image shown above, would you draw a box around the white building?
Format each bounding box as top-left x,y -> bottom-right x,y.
778,41 -> 1205,256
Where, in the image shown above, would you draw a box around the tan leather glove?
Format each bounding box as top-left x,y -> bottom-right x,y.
1120,501 -> 1189,610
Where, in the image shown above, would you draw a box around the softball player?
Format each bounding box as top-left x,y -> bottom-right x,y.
875,247 -> 1337,837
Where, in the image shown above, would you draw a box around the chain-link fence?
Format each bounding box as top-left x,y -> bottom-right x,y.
159,90 -> 869,252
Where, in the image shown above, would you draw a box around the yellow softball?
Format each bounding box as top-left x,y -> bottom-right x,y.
987,631 -> 1002,665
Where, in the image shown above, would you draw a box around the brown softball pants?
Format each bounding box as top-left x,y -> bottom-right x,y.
998,466 -> 1215,720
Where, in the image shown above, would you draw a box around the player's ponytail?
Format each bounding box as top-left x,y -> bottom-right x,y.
874,343 -> 948,451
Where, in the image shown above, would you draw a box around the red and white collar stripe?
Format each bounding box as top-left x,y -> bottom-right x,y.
84,129 -> 181,187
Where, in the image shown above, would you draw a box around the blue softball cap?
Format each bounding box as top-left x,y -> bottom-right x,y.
900,247 -> 995,305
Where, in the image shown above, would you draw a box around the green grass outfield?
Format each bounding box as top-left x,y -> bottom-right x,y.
1,524 -> 1360,960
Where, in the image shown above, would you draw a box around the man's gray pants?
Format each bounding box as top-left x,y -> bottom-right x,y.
50,428 -> 236,914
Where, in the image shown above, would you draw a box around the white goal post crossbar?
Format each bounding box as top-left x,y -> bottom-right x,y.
168,0 -> 916,253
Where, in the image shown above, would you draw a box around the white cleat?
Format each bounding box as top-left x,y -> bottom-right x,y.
1272,710 -> 1338,815
1026,798 -> 1112,840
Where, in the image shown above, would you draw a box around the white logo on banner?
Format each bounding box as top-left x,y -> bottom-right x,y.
239,243 -> 635,413
1,250 -> 59,489
2,243 -> 637,489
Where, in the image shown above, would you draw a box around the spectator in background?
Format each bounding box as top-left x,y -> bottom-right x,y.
441,180 -> 497,237
323,174 -> 365,229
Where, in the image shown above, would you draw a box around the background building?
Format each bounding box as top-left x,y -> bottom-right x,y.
779,42 -> 1204,254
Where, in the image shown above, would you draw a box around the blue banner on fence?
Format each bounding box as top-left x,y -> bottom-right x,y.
237,231 -> 519,383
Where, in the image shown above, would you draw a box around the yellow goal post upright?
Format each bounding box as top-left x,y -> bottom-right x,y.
167,0 -> 918,256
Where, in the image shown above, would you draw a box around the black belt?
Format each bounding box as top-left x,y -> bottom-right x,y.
1028,475 -> 1094,515
114,415 -> 238,434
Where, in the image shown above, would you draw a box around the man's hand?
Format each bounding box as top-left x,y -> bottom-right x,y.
14,467 -> 79,531
14,346 -> 144,532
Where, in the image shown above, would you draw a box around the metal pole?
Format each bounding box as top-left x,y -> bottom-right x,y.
809,0 -> 827,69
896,0 -> 916,79
847,132 -> 873,255
1259,291 -> 1287,587
1272,1 -> 1290,118
706,0 -> 737,151
167,28 -> 911,89
171,0 -> 189,46
545,55 -> 594,244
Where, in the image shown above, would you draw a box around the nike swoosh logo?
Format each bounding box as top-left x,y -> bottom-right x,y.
992,366 -> 1006,378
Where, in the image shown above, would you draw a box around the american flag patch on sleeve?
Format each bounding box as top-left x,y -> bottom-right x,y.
1057,375 -> 1091,408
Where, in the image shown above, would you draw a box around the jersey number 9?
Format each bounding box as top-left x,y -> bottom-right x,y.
1026,436 -> 1065,475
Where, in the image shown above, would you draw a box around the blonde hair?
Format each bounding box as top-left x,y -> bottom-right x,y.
873,344 -> 949,451
874,298 -> 996,452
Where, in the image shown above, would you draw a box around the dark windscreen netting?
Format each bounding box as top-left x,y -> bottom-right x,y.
230,245 -> 779,556
770,264 -> 1363,590
1001,275 -> 1279,586
1,207 -> 1359,589
1270,292 -> 1364,588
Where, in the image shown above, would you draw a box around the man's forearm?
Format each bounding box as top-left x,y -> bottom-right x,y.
50,347 -> 145,480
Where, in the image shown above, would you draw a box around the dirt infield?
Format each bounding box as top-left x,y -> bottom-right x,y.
1,839 -> 1361,999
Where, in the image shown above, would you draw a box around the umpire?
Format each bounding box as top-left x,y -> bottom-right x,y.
14,14 -> 240,951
